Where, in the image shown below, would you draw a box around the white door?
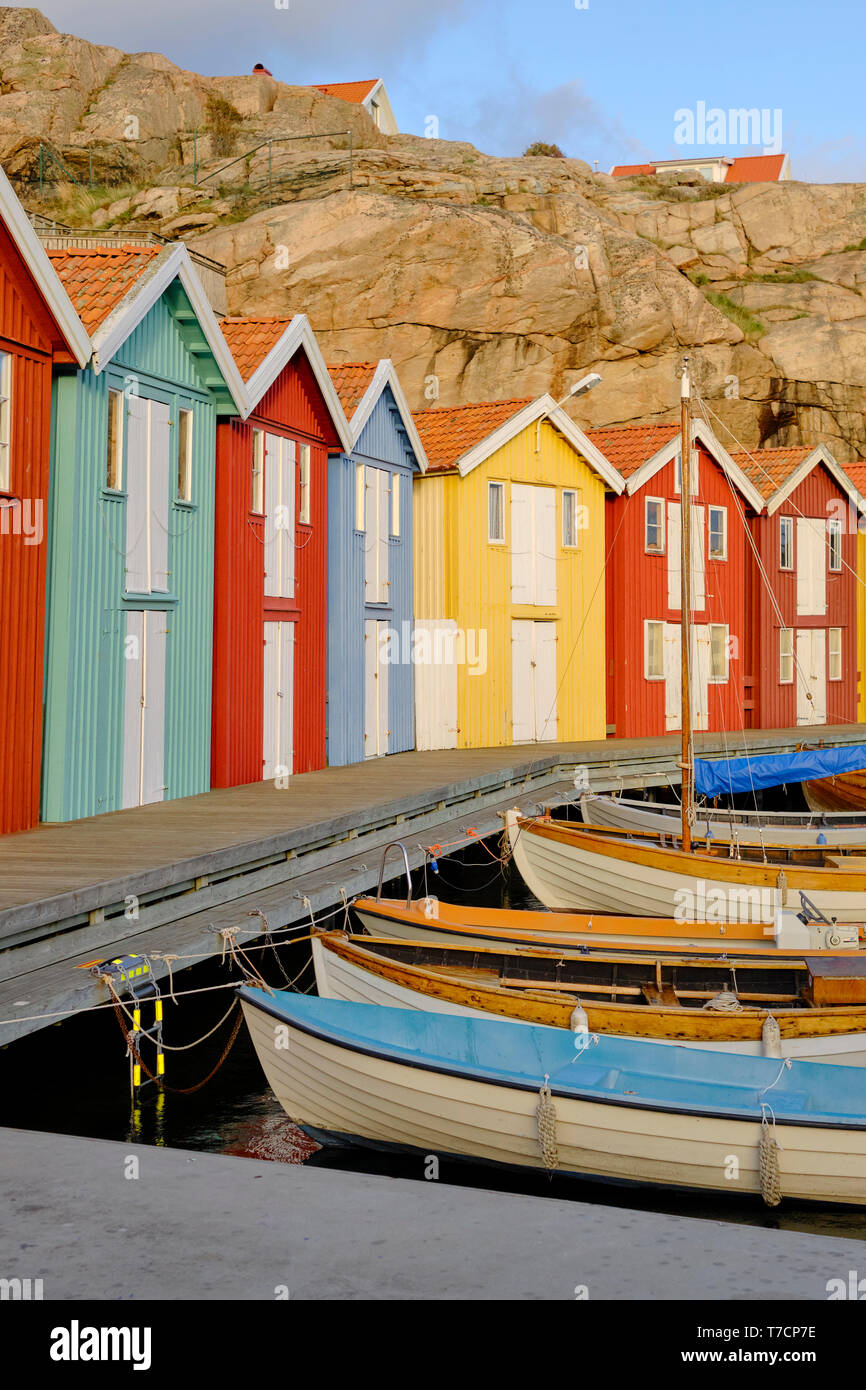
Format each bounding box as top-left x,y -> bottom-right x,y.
691,624 -> 711,732
511,485 -> 557,606
512,620 -> 557,743
263,621 -> 294,779
663,622 -> 681,731
662,622 -> 711,731
796,518 -> 827,616
364,619 -> 389,757
122,610 -> 167,808
264,434 -> 295,600
797,629 -> 827,725
124,397 -> 171,595
667,503 -> 705,611
364,468 -> 390,604
414,619 -> 458,750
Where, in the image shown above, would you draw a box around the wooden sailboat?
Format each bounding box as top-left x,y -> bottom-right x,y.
510,361 -> 866,920
238,988 -> 866,1205
579,790 -> 866,847
351,892 -> 864,954
313,930 -> 866,1064
804,769 -> 866,814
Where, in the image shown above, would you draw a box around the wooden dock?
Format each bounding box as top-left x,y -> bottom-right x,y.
0,724 -> 861,1046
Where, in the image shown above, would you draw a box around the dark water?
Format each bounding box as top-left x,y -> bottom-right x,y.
2,829 -> 866,1241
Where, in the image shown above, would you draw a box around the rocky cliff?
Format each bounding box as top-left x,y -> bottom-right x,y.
3,7 -> 866,459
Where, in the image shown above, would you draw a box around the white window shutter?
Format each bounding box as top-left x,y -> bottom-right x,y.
690,503 -> 705,611
667,502 -> 681,611
124,395 -> 149,594
364,468 -> 377,602
281,439 -> 295,599
511,485 -> 533,604
149,401 -> 171,593
263,434 -> 280,598
535,488 -> 557,605
378,470 -> 390,603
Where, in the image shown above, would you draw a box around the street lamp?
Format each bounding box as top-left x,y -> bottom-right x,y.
554,372 -> 602,408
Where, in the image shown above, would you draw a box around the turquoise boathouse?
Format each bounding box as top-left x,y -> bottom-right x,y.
41,244 -> 244,821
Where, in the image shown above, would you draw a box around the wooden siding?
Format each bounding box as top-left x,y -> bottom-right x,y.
605,442 -> 750,740
41,291 -> 230,822
327,385 -> 420,766
413,417 -> 608,749
211,350 -> 338,786
748,465 -> 856,731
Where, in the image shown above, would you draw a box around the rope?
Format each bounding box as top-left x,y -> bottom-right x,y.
759,1103 -> 783,1207
105,980 -> 245,1095
536,1074 -> 559,1172
702,989 -> 743,1012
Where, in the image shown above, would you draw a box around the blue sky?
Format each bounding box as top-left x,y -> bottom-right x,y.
37,0 -> 866,179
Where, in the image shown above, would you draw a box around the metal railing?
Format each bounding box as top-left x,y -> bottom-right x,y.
192,128 -> 354,190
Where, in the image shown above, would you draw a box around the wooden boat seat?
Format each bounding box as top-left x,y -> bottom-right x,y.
805,956 -> 866,1005
823,855 -> 866,870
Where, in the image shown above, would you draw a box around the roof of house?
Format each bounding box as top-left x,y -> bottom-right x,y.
585,422 -> 680,479
46,245 -> 163,332
412,398 -> 535,473
842,461 -> 866,495
220,317 -> 293,381
729,445 -> 815,498
610,153 -> 788,183
327,361 -> 381,419
312,80 -> 379,105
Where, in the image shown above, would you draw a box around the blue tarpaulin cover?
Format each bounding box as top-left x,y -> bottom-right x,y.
694,745 -> 866,799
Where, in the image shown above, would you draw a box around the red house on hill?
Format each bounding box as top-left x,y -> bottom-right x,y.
211,316 -> 351,787
590,420 -> 764,740
0,166 -> 90,833
731,444 -> 860,730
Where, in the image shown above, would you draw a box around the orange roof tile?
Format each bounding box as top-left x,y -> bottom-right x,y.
725,154 -> 787,183
610,163 -> 658,178
326,361 -> 380,419
221,317 -> 293,380
46,245 -> 163,332
312,80 -> 378,105
412,398 -> 535,473
842,461 -> 866,495
585,422 -> 680,478
729,445 -> 814,498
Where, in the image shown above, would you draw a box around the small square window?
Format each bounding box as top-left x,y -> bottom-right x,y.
674,449 -> 699,496
779,515 -> 793,570
299,443 -> 311,524
830,627 -> 842,680
106,387 -> 123,491
177,408 -> 193,502
645,621 -> 664,680
828,518 -> 842,572
488,481 -> 505,543
645,497 -> 665,554
779,627 -> 793,683
251,430 -> 264,513
0,353 -> 11,492
708,506 -> 727,560
710,624 -> 728,681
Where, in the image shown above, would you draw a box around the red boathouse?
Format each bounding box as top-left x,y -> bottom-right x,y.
0,167 -> 90,833
211,316 -> 351,786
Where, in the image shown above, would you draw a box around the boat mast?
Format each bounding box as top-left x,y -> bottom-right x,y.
680,358 -> 693,852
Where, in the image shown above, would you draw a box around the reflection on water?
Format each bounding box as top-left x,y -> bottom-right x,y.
2,834 -> 865,1241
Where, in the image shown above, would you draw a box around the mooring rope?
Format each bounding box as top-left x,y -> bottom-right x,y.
536,1073 -> 559,1173
759,1102 -> 783,1207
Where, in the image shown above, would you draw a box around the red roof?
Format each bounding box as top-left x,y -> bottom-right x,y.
729,445 -> 814,499
842,462 -> 866,496
585,422 -> 680,479
46,245 -> 162,332
609,163 -> 657,178
221,317 -> 293,380
312,80 -> 378,105
412,398 -> 534,474
725,154 -> 787,183
327,361 -> 380,419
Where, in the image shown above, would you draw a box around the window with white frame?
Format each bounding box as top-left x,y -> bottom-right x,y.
391,472 -> 400,536
779,627 -> 794,682
828,517 -> 842,572
299,443 -> 311,524
176,407 -> 193,502
562,489 -> 581,548
829,627 -> 842,680
709,624 -> 729,682
779,515 -> 793,570
708,506 -> 727,560
488,481 -> 505,543
0,353 -> 10,492
106,387 -> 123,492
644,620 -> 664,680
645,497 -> 664,554
674,449 -> 699,496
251,430 -> 264,513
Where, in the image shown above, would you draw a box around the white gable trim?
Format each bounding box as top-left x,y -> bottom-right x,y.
764,444 -> 864,515
90,244 -> 246,411
344,359 -> 428,472
363,80 -> 398,134
624,419 -> 765,512
242,314 -> 353,449
452,395 -> 624,492
0,162 -> 91,366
